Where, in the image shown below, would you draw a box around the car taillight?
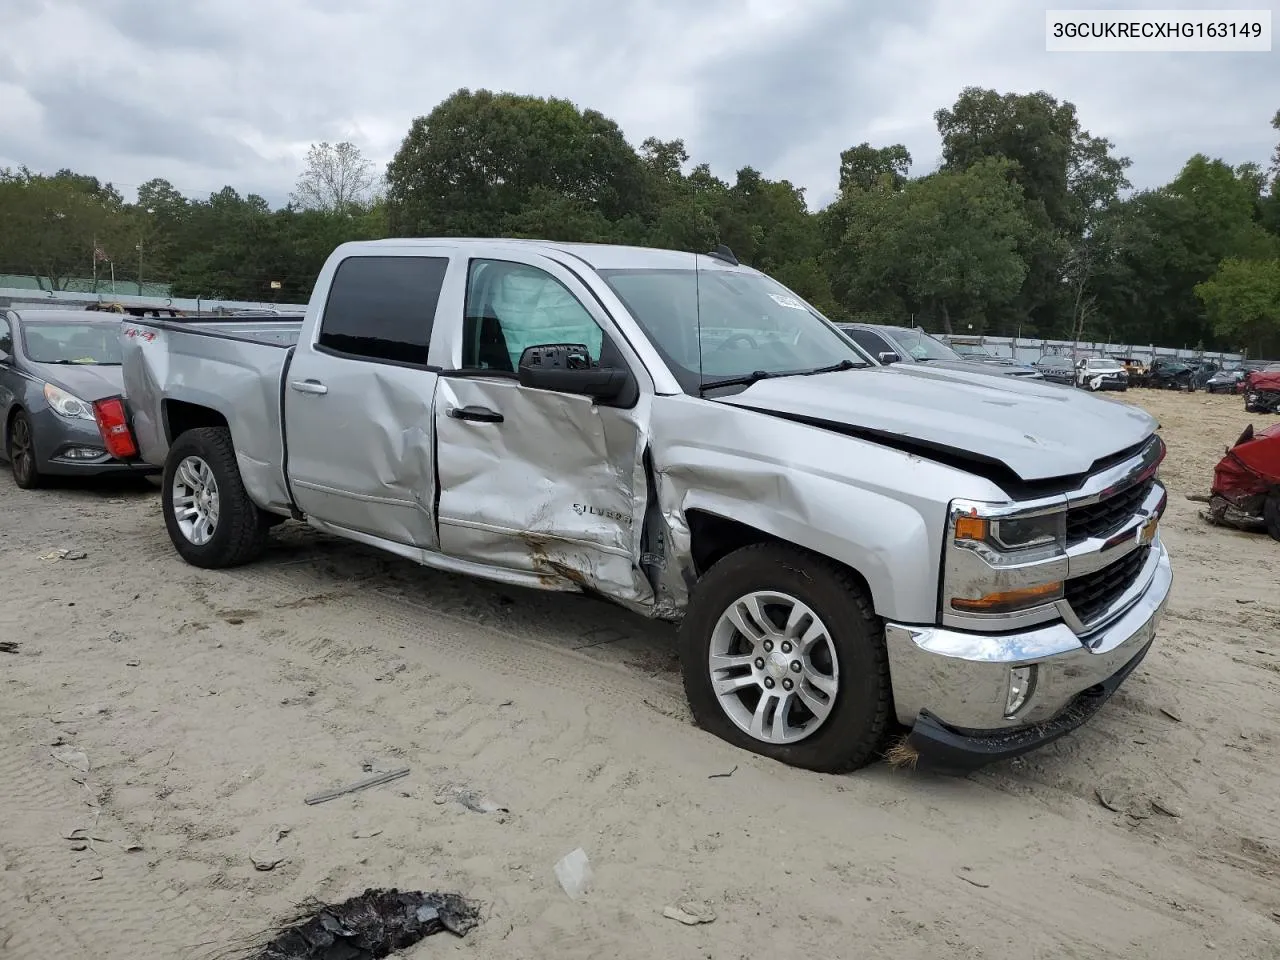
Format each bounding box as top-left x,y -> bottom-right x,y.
92,397 -> 138,459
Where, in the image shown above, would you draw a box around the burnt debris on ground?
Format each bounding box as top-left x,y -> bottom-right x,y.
232,887 -> 481,960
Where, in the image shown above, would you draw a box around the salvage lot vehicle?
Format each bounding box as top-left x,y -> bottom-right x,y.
1244,367 -> 1280,414
115,239 -> 1172,775
837,323 -> 1044,380
1075,356 -> 1129,392
1205,422 -> 1280,540
0,308 -> 159,488
1033,355 -> 1076,384
1144,357 -> 1196,391
1205,369 -> 1245,394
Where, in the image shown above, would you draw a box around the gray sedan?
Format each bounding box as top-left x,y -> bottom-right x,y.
0,308 -> 158,488
836,323 -> 1044,380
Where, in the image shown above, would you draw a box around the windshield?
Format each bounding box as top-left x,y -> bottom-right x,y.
21,321 -> 122,365
951,343 -> 993,359
596,264 -> 871,393
1087,359 -> 1123,371
889,328 -> 961,362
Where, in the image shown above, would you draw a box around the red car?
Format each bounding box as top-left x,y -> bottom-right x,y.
1244,368 -> 1280,414
1208,421 -> 1280,540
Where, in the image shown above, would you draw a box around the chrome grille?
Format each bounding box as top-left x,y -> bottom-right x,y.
1066,478 -> 1155,545
1065,546 -> 1150,626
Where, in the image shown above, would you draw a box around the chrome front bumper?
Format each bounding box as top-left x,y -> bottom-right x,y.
884,538 -> 1172,738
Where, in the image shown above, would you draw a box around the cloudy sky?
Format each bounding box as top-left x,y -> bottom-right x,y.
0,0 -> 1275,210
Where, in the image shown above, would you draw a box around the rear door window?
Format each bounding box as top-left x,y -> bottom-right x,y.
844,328 -> 890,356
318,256 -> 449,367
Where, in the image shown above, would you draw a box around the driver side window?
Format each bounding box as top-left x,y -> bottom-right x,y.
462,260 -> 604,372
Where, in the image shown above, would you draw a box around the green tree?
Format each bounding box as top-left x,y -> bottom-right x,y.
826,158 -> 1032,332
0,167 -> 130,289
934,87 -> 1131,331
1094,155 -> 1279,348
386,88 -> 647,237
1195,257 -> 1280,357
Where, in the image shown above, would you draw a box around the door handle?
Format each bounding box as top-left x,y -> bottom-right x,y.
290,379 -> 328,395
448,405 -> 504,423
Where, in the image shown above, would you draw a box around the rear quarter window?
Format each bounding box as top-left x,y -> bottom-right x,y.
318,256 -> 449,366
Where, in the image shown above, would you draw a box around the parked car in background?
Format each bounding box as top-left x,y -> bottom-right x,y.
941,338 -> 1012,366
836,323 -> 1043,380
1075,357 -> 1129,392
114,237 -> 1172,775
1034,355 -> 1076,384
1145,357 -> 1196,391
1205,369 -> 1246,394
1190,360 -> 1221,389
1110,356 -> 1148,381
0,308 -> 158,488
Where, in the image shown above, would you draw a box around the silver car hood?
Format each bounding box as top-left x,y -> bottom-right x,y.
32,362 -> 126,402
716,363 -> 1157,483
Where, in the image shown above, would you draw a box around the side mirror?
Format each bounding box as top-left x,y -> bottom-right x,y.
517,343 -> 630,400
878,351 -> 900,365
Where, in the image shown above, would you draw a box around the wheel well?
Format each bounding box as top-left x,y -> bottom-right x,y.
685,509 -> 874,600
164,400 -> 228,444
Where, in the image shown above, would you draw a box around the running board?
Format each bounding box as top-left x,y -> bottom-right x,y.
306,518 -> 583,593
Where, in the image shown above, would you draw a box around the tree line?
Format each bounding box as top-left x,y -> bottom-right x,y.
2,87 -> 1278,356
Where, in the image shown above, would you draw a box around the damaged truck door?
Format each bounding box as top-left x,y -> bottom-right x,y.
284,252 -> 450,549
432,253 -> 654,604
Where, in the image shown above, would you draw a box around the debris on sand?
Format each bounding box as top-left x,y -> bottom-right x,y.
304,768 -> 410,806
0,641 -> 18,654
554,848 -> 592,900
250,824 -> 292,871
663,901 -> 716,925
232,888 -> 480,959
52,749 -> 90,773
40,549 -> 86,562
435,785 -> 508,815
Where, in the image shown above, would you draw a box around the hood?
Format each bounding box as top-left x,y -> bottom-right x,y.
33,362 -> 125,402
715,363 -> 1157,484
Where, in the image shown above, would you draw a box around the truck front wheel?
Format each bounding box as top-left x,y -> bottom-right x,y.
678,543 -> 892,773
162,427 -> 268,568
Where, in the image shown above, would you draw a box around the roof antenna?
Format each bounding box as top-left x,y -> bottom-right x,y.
706,244 -> 738,266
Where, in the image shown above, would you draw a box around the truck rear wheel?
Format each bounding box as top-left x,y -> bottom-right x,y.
162,427 -> 268,568
678,543 -> 891,773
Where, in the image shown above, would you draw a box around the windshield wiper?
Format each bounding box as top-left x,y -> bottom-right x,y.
699,359 -> 860,394
799,358 -> 861,375
698,370 -> 777,393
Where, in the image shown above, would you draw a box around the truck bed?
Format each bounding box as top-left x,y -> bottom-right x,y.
120,314 -> 306,514
138,315 -> 305,348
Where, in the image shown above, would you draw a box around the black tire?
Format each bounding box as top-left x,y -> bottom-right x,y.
162,427 -> 268,568
1265,494 -> 1280,543
678,542 -> 891,773
8,410 -> 42,489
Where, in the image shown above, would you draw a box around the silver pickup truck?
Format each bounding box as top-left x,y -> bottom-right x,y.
116,238 -> 1172,775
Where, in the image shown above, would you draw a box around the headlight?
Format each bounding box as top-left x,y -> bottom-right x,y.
953,509 -> 1066,555
44,383 -> 95,420
944,501 -> 1068,622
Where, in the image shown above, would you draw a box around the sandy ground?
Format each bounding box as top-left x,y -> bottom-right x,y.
1,388 -> 1278,960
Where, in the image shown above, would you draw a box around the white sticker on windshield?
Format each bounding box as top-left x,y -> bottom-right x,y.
768,293 -> 807,311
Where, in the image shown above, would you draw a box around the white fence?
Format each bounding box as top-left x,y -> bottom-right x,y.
0,287 -> 308,315
938,334 -> 1249,367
